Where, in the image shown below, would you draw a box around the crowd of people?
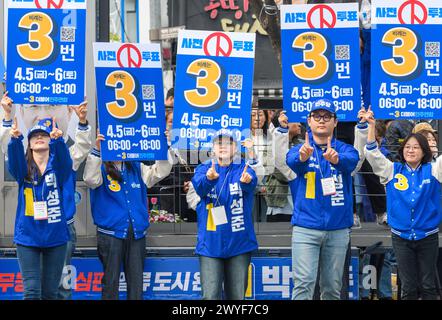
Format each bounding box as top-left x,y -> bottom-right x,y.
1,89 -> 441,301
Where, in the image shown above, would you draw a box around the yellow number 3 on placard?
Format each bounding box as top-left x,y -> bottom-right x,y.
184,58 -> 221,108
17,12 -> 54,62
381,27 -> 419,77
105,70 -> 138,119
394,173 -> 409,191
292,32 -> 329,81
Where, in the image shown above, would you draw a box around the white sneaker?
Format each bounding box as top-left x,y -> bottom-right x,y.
352,214 -> 362,229
376,213 -> 388,227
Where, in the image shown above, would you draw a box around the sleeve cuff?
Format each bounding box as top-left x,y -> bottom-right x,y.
91,148 -> 101,157
11,135 -> 24,141
277,127 -> 289,134
2,119 -> 12,128
78,121 -> 89,131
366,140 -> 378,151
357,122 -> 368,130
247,158 -> 259,166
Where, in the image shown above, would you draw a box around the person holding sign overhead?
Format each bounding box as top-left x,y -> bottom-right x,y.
286,99 -> 359,300
362,112 -> 442,300
7,117 -> 72,300
83,131 -> 173,300
191,129 -> 258,300
0,92 -> 93,300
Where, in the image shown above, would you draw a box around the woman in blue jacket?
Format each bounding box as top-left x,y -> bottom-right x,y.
83,132 -> 172,300
8,117 -> 72,300
364,114 -> 442,300
191,129 -> 258,300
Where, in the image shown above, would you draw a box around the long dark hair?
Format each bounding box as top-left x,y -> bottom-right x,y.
104,161 -> 133,182
398,133 -> 433,165
25,143 -> 40,182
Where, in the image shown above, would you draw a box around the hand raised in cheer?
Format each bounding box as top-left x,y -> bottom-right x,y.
69,100 -> 88,124
206,159 -> 219,181
278,110 -> 288,129
95,128 -> 105,152
358,106 -> 374,125
10,116 -> 21,139
299,132 -> 314,162
50,117 -> 63,140
323,136 -> 339,165
1,92 -> 13,119
240,164 -> 252,184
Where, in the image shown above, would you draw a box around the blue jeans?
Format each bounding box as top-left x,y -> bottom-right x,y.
16,244 -> 67,300
58,223 -> 77,300
199,252 -> 251,300
291,226 -> 350,300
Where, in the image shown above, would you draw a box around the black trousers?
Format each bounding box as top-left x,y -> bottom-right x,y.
392,233 -> 439,300
97,226 -> 146,300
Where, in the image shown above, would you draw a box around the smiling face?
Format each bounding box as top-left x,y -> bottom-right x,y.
307,110 -> 337,138
212,137 -> 236,163
403,136 -> 424,166
29,132 -> 50,152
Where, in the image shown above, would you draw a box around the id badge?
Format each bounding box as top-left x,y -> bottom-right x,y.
321,177 -> 336,196
33,201 -> 48,220
211,206 -> 228,226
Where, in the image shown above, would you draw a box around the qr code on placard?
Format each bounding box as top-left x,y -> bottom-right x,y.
142,85 -> 155,100
335,45 -> 350,60
425,42 -> 440,58
60,27 -> 76,42
228,74 -> 243,90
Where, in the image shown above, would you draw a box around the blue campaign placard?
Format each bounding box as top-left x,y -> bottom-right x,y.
0,54 -> 5,83
172,30 -> 256,150
281,3 -> 361,122
6,0 -> 86,105
371,0 -> 442,120
93,42 -> 168,161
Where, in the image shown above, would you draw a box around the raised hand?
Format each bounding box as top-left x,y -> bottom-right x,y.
357,106 -> 366,123
206,159 -> 219,181
241,138 -> 254,149
364,106 -> 375,125
323,136 -> 339,165
240,163 -> 252,184
95,128 -> 105,151
10,116 -> 21,138
50,117 -> 63,140
1,92 -> 13,121
278,110 -> 288,128
183,181 -> 190,194
299,132 -> 314,162
69,100 -> 88,124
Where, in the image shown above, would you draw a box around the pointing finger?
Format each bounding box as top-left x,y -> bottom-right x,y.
305,132 -> 310,147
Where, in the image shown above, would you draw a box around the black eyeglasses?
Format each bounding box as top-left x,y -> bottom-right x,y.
309,113 -> 335,122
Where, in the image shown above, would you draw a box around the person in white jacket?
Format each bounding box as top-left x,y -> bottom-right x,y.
83,132 -> 173,300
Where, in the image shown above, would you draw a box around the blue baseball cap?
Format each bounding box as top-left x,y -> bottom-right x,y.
309,99 -> 336,115
212,129 -> 237,143
27,118 -> 53,140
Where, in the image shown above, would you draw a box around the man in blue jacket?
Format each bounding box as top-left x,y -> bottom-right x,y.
286,99 -> 359,300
